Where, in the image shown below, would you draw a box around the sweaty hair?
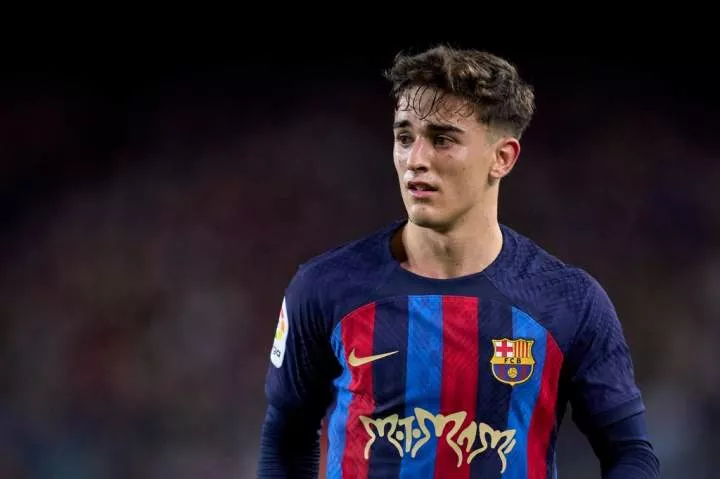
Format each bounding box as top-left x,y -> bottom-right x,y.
384,44 -> 536,138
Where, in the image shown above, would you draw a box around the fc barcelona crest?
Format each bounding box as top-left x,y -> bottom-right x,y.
490,338 -> 535,386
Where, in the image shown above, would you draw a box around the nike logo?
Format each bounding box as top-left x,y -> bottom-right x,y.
348,349 -> 399,367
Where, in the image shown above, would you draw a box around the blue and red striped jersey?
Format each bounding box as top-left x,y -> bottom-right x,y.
265,220 -> 644,479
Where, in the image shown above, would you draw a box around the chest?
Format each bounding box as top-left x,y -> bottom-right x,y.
331,295 -> 563,417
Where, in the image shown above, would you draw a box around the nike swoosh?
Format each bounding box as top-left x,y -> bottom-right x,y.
348,349 -> 399,367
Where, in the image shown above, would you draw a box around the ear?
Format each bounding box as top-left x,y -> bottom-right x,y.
489,136 -> 521,181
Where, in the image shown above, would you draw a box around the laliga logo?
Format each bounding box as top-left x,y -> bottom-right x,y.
275,308 -> 287,340
270,298 -> 289,368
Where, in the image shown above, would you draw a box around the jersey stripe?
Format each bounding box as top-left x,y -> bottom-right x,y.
502,308 -> 547,479
339,303 -> 377,478
328,330 -> 351,479
473,300 -> 512,479
435,296 -> 479,478
368,297 -> 409,477
399,295 -> 444,478
527,333 -> 563,479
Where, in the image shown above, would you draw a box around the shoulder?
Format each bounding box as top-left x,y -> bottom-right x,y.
493,224 -> 602,295
297,220 -> 399,281
284,220 -> 402,324
489,224 -> 615,348
290,220 -> 399,289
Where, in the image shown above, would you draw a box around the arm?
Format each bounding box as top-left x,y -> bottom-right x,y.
585,412 -> 659,478
257,267 -> 337,478
257,404 -> 323,478
566,278 -> 660,478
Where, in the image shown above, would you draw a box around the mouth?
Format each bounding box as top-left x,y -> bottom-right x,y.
407,181 -> 438,192
407,181 -> 438,198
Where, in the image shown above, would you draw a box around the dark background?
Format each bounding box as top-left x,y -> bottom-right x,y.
0,34 -> 717,477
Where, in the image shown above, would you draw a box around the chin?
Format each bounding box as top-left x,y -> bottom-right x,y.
407,205 -> 451,230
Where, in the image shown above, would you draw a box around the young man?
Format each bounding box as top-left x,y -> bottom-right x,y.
257,45 -> 660,478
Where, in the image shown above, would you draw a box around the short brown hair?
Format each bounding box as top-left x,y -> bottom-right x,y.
384,44 -> 535,138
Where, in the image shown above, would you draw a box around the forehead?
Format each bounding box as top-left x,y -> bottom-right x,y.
394,86 -> 480,130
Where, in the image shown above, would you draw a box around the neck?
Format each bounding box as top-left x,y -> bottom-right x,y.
398,207 -> 503,279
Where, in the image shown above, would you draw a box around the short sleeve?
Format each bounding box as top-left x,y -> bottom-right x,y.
264,265 -> 338,416
567,279 -> 645,430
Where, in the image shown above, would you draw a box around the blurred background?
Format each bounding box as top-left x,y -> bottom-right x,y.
0,33 -> 718,478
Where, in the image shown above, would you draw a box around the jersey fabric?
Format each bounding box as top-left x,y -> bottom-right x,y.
264,219 -> 645,479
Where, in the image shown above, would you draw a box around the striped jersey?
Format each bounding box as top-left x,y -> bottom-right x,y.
264,220 -> 645,479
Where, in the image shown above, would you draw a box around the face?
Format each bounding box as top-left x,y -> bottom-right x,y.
393,87 -> 520,231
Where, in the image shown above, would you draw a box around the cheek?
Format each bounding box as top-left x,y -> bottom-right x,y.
393,150 -> 407,172
449,164 -> 479,200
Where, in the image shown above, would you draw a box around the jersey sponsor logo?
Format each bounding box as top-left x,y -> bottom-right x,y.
347,349 -> 399,367
490,338 -> 535,386
359,407 -> 516,473
270,297 -> 288,368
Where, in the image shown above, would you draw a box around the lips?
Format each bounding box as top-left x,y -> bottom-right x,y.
407,180 -> 438,199
407,180 -> 438,192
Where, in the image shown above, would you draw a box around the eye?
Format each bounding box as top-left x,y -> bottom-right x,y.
395,133 -> 413,146
433,135 -> 453,147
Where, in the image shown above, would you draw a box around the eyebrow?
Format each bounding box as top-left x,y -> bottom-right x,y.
392,119 -> 465,134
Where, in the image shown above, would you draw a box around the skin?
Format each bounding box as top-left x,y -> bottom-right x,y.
391,86 -> 521,279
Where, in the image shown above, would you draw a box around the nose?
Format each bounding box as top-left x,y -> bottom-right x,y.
406,137 -> 432,172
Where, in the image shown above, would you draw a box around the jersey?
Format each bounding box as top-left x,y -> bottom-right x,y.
264,219 -> 645,479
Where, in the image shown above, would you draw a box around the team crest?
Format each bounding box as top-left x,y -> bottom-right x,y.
490,338 -> 535,386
